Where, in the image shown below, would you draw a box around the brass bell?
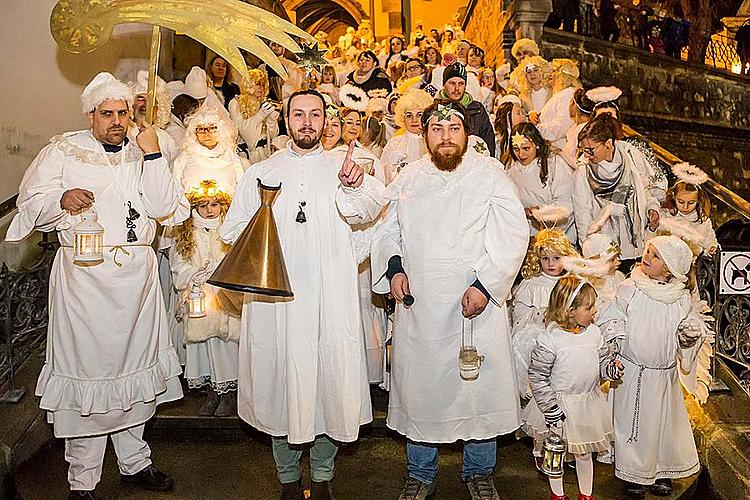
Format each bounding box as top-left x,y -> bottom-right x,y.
207,180 -> 293,297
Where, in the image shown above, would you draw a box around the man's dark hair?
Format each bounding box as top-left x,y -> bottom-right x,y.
285,89 -> 326,119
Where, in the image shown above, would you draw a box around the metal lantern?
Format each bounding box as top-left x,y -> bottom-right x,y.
459,319 -> 484,381
188,285 -> 207,318
541,430 -> 567,477
73,208 -> 104,264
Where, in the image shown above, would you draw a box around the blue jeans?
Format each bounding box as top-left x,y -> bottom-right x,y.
406,438 -> 497,484
272,435 -> 338,483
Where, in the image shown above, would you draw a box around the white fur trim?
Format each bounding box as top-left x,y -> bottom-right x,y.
585,86 -> 622,104
672,162 -> 709,185
339,83 -> 369,112
586,203 -> 613,236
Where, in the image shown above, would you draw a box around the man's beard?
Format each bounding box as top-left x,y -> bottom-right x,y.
291,126 -> 323,150
102,126 -> 127,145
427,135 -> 468,172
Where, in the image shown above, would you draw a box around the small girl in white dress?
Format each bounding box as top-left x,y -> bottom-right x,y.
512,229 -> 579,398
524,275 -> 623,500
651,163 -> 718,256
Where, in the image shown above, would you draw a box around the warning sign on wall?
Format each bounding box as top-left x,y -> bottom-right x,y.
720,251 -> 750,295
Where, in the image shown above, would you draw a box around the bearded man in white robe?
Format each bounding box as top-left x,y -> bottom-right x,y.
220,89 -> 387,500
6,72 -> 188,498
372,99 -> 529,500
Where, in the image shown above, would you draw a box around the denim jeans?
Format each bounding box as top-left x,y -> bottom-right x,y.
271,435 -> 338,483
406,438 -> 497,484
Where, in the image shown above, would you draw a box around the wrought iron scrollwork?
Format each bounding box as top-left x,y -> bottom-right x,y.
0,236 -> 57,402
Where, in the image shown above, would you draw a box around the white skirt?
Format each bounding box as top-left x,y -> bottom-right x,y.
522,389 -> 613,454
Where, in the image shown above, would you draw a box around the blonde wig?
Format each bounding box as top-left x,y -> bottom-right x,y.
236,69 -> 269,119
510,55 -> 551,102
521,228 -> 579,279
394,88 -> 434,129
551,58 -> 581,94
182,105 -> 238,152
511,38 -> 540,60
544,275 -> 597,329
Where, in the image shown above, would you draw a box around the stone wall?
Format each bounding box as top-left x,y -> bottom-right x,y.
464,0 -> 510,66
542,28 -> 750,209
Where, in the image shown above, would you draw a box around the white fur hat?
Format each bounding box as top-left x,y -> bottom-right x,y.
582,233 -> 618,259
131,70 -> 167,95
183,66 -> 208,100
81,72 -> 133,113
496,94 -> 521,107
648,235 -> 694,283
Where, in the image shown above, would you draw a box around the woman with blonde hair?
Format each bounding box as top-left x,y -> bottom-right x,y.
538,58 -> 581,148
380,88 -> 434,184
228,69 -> 280,164
509,55 -> 551,118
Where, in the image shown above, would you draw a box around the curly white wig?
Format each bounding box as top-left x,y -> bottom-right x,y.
182,105 -> 238,153
394,89 -> 434,129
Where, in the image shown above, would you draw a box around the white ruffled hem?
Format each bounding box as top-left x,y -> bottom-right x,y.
36,348 -> 183,416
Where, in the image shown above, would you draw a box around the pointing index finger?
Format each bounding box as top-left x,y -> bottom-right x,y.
342,140 -> 355,172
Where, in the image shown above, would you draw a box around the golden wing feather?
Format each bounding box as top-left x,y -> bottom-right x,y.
51,0 -> 314,79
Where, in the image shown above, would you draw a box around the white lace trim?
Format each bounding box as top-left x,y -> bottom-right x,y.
52,134 -> 143,166
35,348 -> 182,416
186,376 -> 238,394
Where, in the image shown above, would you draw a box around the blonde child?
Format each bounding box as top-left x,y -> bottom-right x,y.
606,236 -> 712,498
652,163 -> 718,256
512,229 -> 579,398
170,180 -> 241,417
524,276 -> 622,500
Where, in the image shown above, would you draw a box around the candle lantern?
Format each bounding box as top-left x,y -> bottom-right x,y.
541,430 -> 567,477
458,319 -> 485,381
188,285 -> 207,318
73,208 -> 104,264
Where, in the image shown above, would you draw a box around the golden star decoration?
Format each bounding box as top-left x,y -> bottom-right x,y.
296,42 -> 328,72
512,132 -> 528,148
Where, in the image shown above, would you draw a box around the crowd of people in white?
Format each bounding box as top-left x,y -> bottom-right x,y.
7,17 -> 719,500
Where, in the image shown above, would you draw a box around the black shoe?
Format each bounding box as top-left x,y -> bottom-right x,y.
650,478 -> 673,496
199,389 -> 220,416
279,479 -> 305,500
69,491 -> 95,499
311,480 -> 335,500
623,481 -> 646,499
120,465 -> 174,492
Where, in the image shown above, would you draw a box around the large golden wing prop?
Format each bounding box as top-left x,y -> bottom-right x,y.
50,0 -> 314,80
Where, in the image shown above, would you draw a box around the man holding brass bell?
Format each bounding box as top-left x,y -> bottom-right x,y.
221,89 -> 387,500
6,72 -> 189,498
372,99 -> 529,500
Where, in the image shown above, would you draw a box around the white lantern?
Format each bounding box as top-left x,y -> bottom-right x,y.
73,208 -> 104,264
188,285 -> 207,318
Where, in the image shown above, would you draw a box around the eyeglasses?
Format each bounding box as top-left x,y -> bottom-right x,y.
195,125 -> 218,135
580,142 -> 604,156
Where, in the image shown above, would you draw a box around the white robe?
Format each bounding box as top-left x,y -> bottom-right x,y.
538,87 -> 576,149
220,144 -> 387,444
511,273 -> 560,397
506,155 -> 576,242
650,210 -> 719,255
380,131 -> 427,185
127,126 -> 179,165
608,279 -> 706,485
6,130 -> 189,438
172,144 -> 247,195
371,149 -> 529,442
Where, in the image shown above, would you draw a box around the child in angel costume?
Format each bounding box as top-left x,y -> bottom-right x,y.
524,276 -> 623,500
512,229 -> 579,399
170,180 -> 241,417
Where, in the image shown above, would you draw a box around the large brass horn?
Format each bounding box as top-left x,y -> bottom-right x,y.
207,180 -> 293,297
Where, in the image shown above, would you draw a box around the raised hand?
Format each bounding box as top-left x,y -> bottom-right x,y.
338,140 -> 364,188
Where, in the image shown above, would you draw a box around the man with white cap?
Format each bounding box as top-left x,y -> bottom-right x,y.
371,100 -> 528,500
129,70 -> 178,164
6,72 -> 189,498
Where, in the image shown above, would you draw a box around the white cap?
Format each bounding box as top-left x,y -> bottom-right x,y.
647,235 -> 694,283
496,94 -> 521,107
183,66 -> 208,100
81,72 -> 133,113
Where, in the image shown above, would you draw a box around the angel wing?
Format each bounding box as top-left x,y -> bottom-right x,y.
51,0 -> 313,79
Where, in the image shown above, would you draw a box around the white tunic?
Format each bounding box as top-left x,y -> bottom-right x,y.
651,210 -> 719,255
380,132 -> 427,185
172,144 -> 247,195
371,149 -> 529,442
609,279 -> 705,485
506,155 -> 576,241
511,273 -> 560,397
6,130 -> 189,438
228,98 -> 279,166
221,144 -> 387,444
538,87 -> 576,149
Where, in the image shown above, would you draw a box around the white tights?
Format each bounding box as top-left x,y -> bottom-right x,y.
549,452 -> 594,497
